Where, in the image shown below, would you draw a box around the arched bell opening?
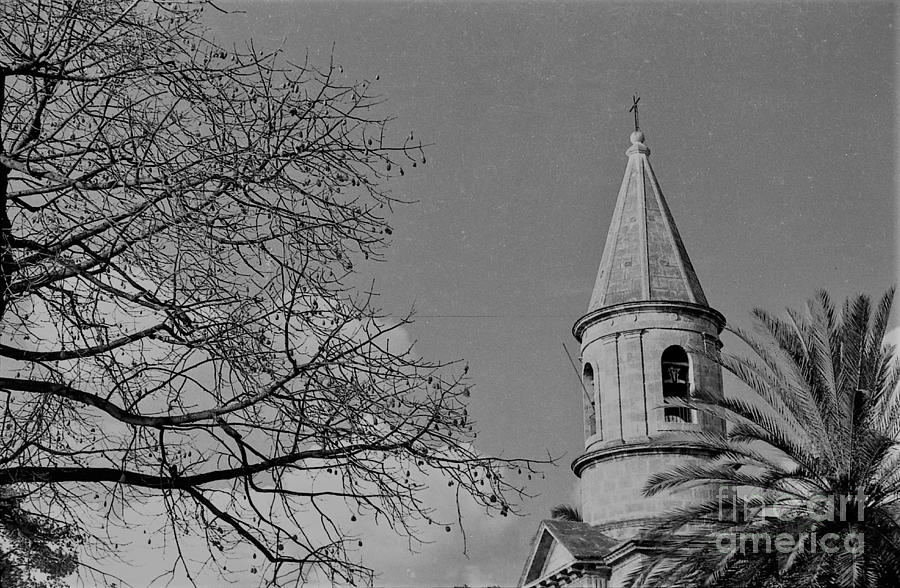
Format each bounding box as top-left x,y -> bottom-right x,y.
661,346 -> 693,424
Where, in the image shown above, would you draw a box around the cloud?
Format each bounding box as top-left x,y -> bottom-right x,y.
884,326 -> 900,349
356,466 -> 516,587
252,448 -> 517,587
3,276 -> 486,586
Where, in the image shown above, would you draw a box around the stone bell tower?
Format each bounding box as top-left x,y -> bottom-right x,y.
519,124 -> 728,588
570,127 -> 727,540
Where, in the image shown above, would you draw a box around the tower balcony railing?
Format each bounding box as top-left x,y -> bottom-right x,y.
664,407 -> 692,424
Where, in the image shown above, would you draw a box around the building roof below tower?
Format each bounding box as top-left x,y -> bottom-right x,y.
519,520 -> 618,587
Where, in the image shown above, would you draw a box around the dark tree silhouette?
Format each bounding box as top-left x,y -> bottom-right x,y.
0,487 -> 79,588
0,1 -> 539,584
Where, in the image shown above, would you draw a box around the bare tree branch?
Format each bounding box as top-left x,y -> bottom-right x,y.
0,1 -> 545,586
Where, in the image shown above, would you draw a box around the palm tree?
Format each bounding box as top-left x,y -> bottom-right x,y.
631,289 -> 900,588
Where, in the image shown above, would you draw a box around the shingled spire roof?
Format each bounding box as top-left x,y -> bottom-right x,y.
588,130 -> 709,312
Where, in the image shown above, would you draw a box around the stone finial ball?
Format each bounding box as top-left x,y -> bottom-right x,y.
630,130 -> 645,144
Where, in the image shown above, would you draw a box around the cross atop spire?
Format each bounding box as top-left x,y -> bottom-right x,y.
628,95 -> 640,132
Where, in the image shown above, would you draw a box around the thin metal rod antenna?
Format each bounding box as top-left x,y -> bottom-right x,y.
562,342 -> 591,402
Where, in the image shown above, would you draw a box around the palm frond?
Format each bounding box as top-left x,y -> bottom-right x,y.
548,503 -> 582,522
725,325 -> 828,442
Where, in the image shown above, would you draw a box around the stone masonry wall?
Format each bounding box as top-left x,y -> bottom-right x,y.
576,305 -> 725,538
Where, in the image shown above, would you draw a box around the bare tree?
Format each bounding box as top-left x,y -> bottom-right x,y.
0,1 -> 540,584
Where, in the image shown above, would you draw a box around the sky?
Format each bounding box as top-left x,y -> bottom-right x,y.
187,2 -> 899,586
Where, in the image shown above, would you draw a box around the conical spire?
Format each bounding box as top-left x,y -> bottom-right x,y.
588,130 -> 708,312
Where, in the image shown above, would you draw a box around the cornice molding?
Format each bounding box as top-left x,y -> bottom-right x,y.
571,441 -> 719,477
573,300 -> 725,341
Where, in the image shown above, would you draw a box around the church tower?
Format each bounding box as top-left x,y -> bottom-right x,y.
572,127 -> 726,539
519,124 -> 727,588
